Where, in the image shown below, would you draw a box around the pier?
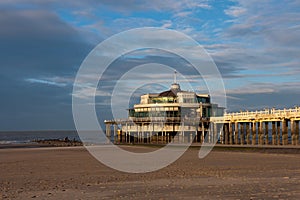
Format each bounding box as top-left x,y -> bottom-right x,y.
105,107 -> 300,146
212,107 -> 300,146
104,74 -> 300,146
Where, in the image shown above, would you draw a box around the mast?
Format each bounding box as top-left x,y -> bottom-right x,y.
174,70 -> 177,84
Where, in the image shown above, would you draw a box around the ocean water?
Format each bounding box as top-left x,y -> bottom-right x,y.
0,130 -> 80,144
0,129 -> 293,145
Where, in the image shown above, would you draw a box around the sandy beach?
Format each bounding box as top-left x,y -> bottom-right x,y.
1,145 -> 300,200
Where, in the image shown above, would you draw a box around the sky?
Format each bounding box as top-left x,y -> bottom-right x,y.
1,0 -> 300,131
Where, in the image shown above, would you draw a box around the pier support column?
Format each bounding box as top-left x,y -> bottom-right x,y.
166,131 -> 168,143
106,123 -> 111,143
113,124 -> 117,143
229,123 -> 233,145
135,126 -> 139,144
246,123 -> 250,145
219,124 -> 223,144
125,123 -> 128,143
277,121 -> 281,145
272,122 -> 276,145
296,121 -> 299,145
201,122 -> 205,143
291,120 -> 295,145
265,122 -> 269,145
190,133 -> 193,143
240,123 -> 244,145
146,133 -> 149,143
149,131 -> 152,143
165,131 -> 168,144
142,124 -> 144,143
258,121 -> 263,145
207,124 -> 211,143
181,132 -> 184,143
165,131 -> 169,144
224,123 -> 229,145
234,122 -> 239,144
118,126 -> 122,143
282,120 -> 288,145
213,122 -> 217,144
252,121 -> 256,145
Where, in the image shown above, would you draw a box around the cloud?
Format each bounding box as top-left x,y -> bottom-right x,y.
25,78 -> 67,87
226,81 -> 300,111
206,0 -> 300,87
0,9 -> 91,74
224,6 -> 247,17
25,76 -> 75,87
0,7 -> 93,130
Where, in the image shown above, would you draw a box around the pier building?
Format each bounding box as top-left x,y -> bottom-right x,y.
104,74 -> 225,144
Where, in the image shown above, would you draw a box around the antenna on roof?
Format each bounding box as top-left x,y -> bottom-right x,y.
174,70 -> 177,83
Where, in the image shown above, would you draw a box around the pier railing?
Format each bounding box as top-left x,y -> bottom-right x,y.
221,107 -> 300,122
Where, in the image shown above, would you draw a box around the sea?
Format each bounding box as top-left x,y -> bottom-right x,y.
0,130 -> 81,144
0,129 -> 292,145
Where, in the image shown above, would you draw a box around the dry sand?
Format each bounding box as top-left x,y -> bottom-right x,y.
1,145 -> 300,200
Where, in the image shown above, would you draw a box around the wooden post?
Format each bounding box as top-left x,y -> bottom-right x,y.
213,122 -> 217,143
142,123 -> 144,143
246,122 -> 250,145
136,125 -> 139,144
201,122 -> 205,143
258,121 -> 263,145
277,121 -> 281,145
265,122 -> 269,145
125,123 -> 128,143
224,123 -> 229,145
272,121 -> 276,145
229,122 -> 233,145
113,124 -> 117,143
208,124 -> 211,143
291,120 -> 295,145
282,119 -> 288,145
219,124 -> 223,144
240,123 -> 244,145
107,123 -> 112,143
252,121 -> 256,145
295,121 -> 299,145
234,122 -> 239,144
128,131 -> 131,143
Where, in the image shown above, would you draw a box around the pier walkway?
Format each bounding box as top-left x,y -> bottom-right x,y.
212,107 -> 300,146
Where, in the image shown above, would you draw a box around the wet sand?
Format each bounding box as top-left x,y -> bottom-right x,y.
1,145 -> 300,199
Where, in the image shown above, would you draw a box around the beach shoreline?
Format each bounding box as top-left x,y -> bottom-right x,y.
2,142 -> 300,153
1,145 -> 300,199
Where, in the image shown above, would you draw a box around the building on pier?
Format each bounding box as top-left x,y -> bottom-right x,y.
104,73 -> 225,144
